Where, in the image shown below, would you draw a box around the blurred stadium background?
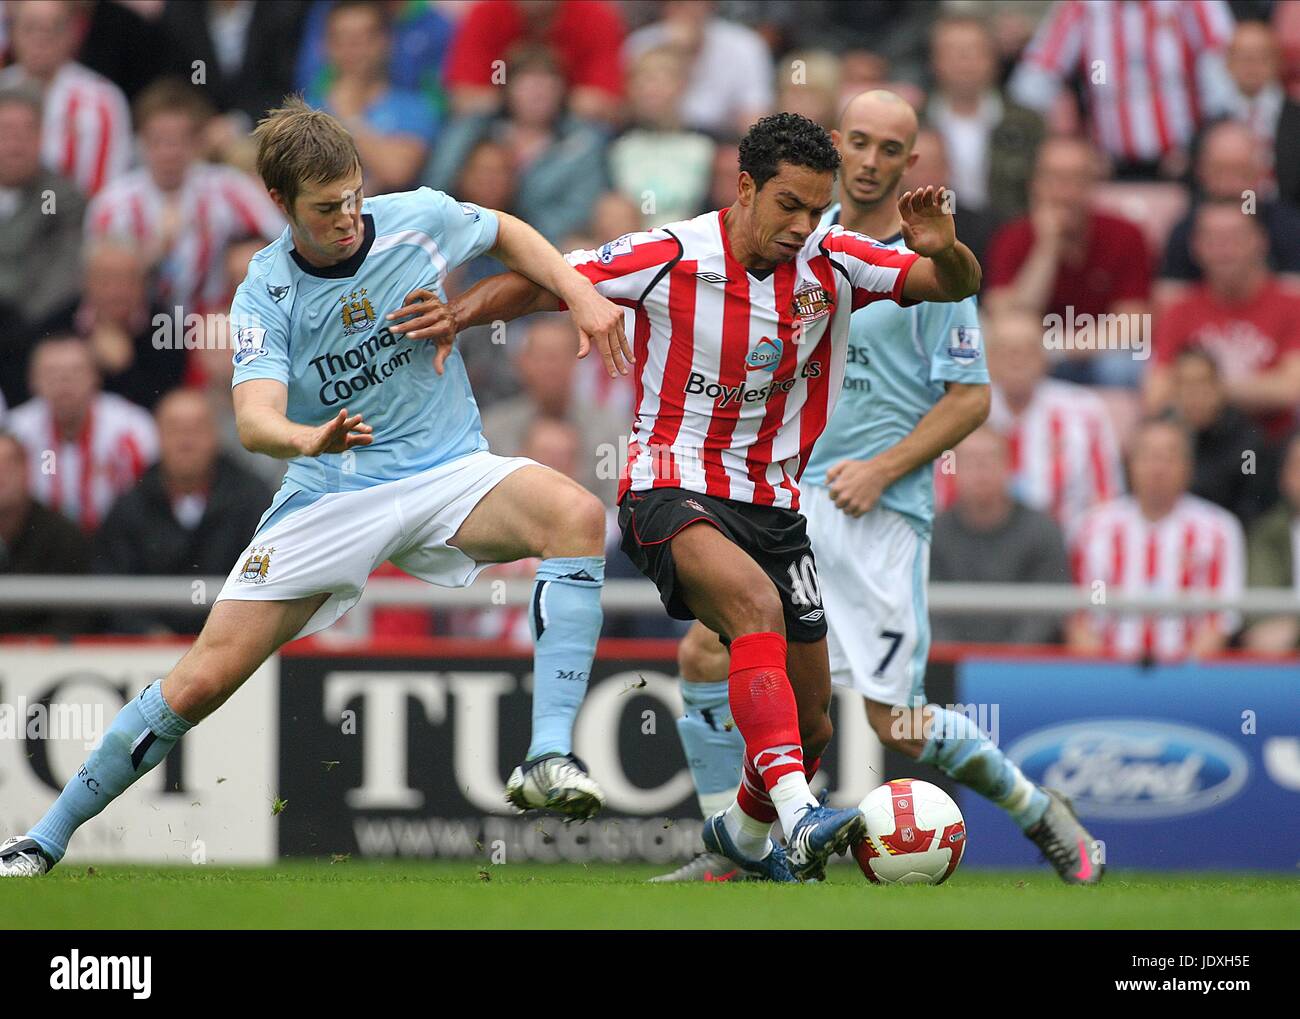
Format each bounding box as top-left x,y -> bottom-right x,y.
0,0 -> 1297,878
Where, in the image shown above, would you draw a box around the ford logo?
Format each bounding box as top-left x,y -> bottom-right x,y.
1005,719 -> 1250,820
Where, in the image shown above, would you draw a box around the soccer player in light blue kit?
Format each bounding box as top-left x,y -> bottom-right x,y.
1,98 -> 624,876
656,92 -> 1102,884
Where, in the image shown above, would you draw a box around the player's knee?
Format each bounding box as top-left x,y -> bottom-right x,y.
725,583 -> 785,637
678,626 -> 727,682
171,629 -> 259,715
544,488 -> 606,558
164,664 -> 237,719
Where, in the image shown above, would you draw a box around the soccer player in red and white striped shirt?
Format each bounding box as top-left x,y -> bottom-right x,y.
87,80 -> 285,317
0,1 -> 131,196
1069,417 -> 1245,660
440,113 -> 981,880
1010,0 -> 1235,173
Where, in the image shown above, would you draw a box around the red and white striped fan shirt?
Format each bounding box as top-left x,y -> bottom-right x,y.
1010,0 -> 1234,164
566,210 -> 918,509
0,61 -> 131,197
934,378 -> 1122,537
87,163 -> 285,316
6,392 -> 158,532
1072,494 -> 1244,660
992,378 -> 1123,538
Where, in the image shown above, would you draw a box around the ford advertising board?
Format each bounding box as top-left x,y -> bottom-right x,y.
958,660 -> 1299,869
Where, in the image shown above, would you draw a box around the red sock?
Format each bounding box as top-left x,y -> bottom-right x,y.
737,756 -> 778,823
804,755 -> 822,781
728,631 -> 804,799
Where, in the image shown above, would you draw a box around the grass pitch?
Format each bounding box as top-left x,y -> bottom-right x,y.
2,861 -> 1296,929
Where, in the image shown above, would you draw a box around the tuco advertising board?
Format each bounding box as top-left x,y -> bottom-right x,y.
275,646 -> 944,863
957,659 -> 1300,870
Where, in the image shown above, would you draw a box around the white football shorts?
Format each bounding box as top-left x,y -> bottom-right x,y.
215,449 -> 536,640
801,482 -> 930,706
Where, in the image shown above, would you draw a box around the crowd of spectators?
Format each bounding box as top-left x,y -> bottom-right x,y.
1,0 -> 1298,659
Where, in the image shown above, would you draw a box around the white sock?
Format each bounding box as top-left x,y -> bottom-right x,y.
768,771 -> 819,835
722,800 -> 773,859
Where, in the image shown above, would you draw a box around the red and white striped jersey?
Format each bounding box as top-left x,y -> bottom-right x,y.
934,378 -> 1122,537
566,210 -> 917,509
87,163 -> 285,316
992,378 -> 1123,538
6,392 -> 158,532
0,61 -> 131,196
1072,493 -> 1244,660
1010,0 -> 1234,164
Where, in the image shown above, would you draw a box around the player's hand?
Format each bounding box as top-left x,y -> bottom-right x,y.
569,289 -> 632,377
826,457 -> 892,517
897,185 -> 957,258
387,287 -> 460,375
296,409 -> 373,457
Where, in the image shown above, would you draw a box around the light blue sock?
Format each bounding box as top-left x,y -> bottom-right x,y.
677,679 -> 745,817
27,679 -> 192,863
918,706 -> 1048,830
526,556 -> 603,759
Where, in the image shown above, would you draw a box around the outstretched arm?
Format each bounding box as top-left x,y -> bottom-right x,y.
388,211 -> 635,377
488,212 -> 621,341
452,270 -> 562,329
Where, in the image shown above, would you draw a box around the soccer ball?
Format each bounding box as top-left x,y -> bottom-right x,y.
852,778 -> 966,885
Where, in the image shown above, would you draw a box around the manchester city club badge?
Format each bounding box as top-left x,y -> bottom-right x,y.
237,546 -> 275,584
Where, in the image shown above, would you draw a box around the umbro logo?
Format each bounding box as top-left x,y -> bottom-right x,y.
683,499 -> 710,513
799,609 -> 825,623
694,271 -> 729,284
266,284 -> 290,302
558,569 -> 598,583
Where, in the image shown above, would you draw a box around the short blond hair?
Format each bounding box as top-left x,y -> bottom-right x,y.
252,95 -> 361,209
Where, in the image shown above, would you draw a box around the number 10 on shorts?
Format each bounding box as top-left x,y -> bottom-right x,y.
787,554 -> 822,608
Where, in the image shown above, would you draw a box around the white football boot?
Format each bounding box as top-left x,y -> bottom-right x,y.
1025,788 -> 1105,885
0,836 -> 53,877
505,752 -> 605,820
648,852 -> 748,883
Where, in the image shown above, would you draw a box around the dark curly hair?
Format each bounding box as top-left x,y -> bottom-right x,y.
738,112 -> 841,191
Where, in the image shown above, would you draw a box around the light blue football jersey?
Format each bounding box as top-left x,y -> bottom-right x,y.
229,187 -> 499,515
802,205 -> 988,537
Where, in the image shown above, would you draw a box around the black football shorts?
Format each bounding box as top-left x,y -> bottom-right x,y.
617,487 -> 828,644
